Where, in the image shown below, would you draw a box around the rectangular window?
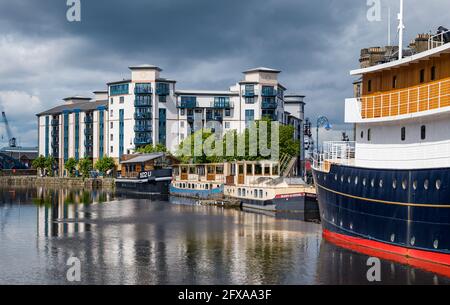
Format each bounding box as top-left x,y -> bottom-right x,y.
110,98 -> 113,104
431,66 -> 436,81
180,109 -> 185,116
110,83 -> 129,96
120,96 -> 124,103
245,110 -> 254,127
159,95 -> 167,103
225,109 -> 231,117
392,76 -> 397,89
401,127 -> 406,141
421,125 -> 426,140
367,128 -> 371,141
245,97 -> 255,104
180,121 -> 184,128
420,69 -> 425,83
367,80 -> 372,92
110,109 -> 113,117
110,146 -> 114,153
110,134 -> 113,141
225,122 -> 230,128
110,122 -> 113,129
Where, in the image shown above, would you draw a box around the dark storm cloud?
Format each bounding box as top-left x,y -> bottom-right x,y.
0,0 -> 449,145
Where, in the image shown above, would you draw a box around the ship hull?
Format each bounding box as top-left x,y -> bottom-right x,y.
312,164 -> 450,266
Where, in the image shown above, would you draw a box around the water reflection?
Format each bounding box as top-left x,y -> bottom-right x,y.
0,186 -> 449,285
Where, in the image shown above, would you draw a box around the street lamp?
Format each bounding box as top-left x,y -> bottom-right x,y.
316,116 -> 332,153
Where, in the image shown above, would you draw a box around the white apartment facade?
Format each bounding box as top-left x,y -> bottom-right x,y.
37,65 -> 306,176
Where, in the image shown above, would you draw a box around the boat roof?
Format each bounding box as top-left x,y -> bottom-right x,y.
121,152 -> 165,164
350,43 -> 450,76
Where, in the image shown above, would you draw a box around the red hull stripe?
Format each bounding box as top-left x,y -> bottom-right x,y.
323,229 -> 450,278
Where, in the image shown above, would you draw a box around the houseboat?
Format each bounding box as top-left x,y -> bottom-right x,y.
313,2 -> 450,267
224,160 -> 318,215
115,152 -> 175,194
170,163 -> 225,199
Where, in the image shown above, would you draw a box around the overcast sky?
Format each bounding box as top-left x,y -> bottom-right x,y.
0,0 -> 449,146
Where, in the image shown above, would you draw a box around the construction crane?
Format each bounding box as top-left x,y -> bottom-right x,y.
1,111 -> 17,148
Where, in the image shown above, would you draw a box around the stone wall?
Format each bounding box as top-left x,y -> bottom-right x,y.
0,176 -> 115,189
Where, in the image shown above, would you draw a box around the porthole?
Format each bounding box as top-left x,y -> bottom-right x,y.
424,179 -> 429,190
410,236 -> 416,246
390,234 -> 395,242
434,240 -> 439,249
436,179 -> 442,190
392,179 -> 397,190
379,179 -> 383,188
354,176 -> 359,185
371,178 -> 375,187
362,178 -> 367,186
402,179 -> 408,190
413,180 -> 418,190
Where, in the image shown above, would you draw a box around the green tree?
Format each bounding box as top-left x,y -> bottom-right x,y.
64,158 -> 78,177
136,143 -> 168,154
78,158 -> 93,178
32,155 -> 46,174
44,156 -> 56,177
94,157 -> 116,176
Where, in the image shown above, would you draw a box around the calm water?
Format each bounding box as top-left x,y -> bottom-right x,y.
0,186 -> 449,285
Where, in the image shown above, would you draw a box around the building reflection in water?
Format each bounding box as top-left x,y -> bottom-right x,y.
2,186 -> 449,284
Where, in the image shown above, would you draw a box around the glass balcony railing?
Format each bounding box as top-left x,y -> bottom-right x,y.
156,84 -> 170,95
134,137 -> 152,145
134,112 -> 152,120
211,100 -> 233,109
134,84 -> 152,94
134,125 -> 152,132
262,99 -> 278,109
134,98 -> 152,107
177,100 -> 198,109
243,91 -> 256,97
262,87 -> 277,97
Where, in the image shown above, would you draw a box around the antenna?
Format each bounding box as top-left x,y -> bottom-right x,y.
398,0 -> 405,59
388,6 -> 391,46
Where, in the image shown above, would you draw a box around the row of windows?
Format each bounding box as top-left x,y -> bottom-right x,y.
367,66 -> 437,92
361,125 -> 427,142
318,172 -> 443,191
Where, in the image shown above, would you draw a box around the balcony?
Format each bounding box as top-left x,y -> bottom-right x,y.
352,78 -> 450,122
156,84 -> 170,95
134,125 -> 152,132
134,112 -> 152,120
211,100 -> 233,109
134,98 -> 152,107
134,137 -> 152,145
262,99 -> 278,109
177,100 -> 198,109
51,119 -> 59,126
134,84 -> 152,95
84,117 -> 93,124
262,87 -> 277,97
243,91 -> 256,97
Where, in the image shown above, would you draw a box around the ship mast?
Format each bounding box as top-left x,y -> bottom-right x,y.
398,0 -> 405,59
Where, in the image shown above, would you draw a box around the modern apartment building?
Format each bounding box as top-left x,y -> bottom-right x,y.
37,65 -> 306,176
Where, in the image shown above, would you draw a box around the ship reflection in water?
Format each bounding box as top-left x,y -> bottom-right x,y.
0,186 -> 449,285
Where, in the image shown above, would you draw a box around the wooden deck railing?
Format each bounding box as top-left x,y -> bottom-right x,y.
360,78 -> 450,119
